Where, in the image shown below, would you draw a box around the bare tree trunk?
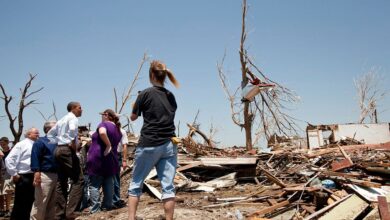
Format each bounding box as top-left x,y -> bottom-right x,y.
244,102 -> 253,149
0,73 -> 43,143
240,0 -> 253,150
217,0 -> 299,151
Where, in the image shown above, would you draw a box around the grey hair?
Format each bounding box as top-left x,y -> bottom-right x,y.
24,127 -> 39,138
43,121 -> 56,134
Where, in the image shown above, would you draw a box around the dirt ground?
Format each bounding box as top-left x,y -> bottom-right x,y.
78,185 -> 266,220
77,171 -> 268,220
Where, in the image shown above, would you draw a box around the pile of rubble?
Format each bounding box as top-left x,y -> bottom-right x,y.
148,138 -> 390,220
80,123 -> 390,219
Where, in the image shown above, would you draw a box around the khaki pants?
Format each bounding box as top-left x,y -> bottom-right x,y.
30,172 -> 58,220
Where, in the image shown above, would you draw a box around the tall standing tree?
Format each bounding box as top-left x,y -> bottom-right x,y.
0,73 -> 43,143
218,0 -> 299,150
354,68 -> 387,123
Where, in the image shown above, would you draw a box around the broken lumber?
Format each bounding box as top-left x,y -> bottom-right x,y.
187,123 -> 214,147
258,166 -> 286,188
308,141 -> 390,158
331,158 -> 354,171
378,196 -> 390,220
248,200 -> 290,218
304,194 -> 352,220
318,194 -> 369,220
176,161 -> 203,172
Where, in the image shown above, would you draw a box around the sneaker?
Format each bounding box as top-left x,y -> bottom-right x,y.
113,199 -> 127,209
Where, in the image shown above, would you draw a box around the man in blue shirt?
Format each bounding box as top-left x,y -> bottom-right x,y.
30,121 -> 57,220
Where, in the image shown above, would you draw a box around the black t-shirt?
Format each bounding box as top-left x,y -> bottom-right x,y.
132,86 -> 177,147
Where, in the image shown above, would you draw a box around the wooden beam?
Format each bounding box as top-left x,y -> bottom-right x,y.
378,196 -> 390,220
176,161 -> 203,172
258,166 -> 286,188
199,157 -> 257,165
338,144 -> 353,164
248,200 -> 290,217
284,185 -> 321,193
267,199 -> 277,206
331,158 -> 353,171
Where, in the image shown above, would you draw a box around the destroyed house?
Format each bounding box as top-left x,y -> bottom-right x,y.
306,123 -> 390,149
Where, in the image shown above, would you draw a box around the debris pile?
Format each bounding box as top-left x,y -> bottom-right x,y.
150,138 -> 390,220
81,124 -> 390,220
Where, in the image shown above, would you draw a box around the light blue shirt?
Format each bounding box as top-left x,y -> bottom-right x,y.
5,138 -> 34,176
47,112 -> 79,145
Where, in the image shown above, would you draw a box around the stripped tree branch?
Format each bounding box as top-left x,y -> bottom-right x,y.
0,73 -> 43,143
354,68 -> 387,123
117,53 -> 149,114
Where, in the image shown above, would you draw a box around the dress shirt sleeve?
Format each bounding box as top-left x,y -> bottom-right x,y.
30,139 -> 43,172
68,117 -> 79,140
47,125 -> 58,143
5,143 -> 22,176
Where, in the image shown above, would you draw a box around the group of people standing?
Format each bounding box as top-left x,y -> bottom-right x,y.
0,60 -> 180,220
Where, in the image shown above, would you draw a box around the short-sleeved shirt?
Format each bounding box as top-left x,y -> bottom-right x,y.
133,86 -> 177,147
86,122 -> 122,177
117,128 -> 128,153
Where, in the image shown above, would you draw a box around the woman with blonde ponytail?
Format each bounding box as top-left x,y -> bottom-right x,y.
128,60 -> 179,220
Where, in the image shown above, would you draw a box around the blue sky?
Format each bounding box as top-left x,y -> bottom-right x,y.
1,1 -> 389,147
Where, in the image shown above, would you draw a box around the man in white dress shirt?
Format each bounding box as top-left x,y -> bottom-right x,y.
5,127 -> 39,220
47,101 -> 84,220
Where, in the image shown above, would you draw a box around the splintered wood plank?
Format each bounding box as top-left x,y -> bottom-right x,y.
258,166 -> 286,188
284,185 -> 321,192
267,198 -> 277,206
318,194 -> 368,220
199,157 -> 257,165
248,200 -> 290,217
176,161 -> 203,172
331,158 -> 353,171
378,196 -> 390,220
337,144 -> 353,165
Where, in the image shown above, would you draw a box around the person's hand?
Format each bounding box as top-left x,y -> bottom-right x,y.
33,172 -> 41,187
104,146 -> 112,156
12,175 -> 20,184
122,161 -> 127,170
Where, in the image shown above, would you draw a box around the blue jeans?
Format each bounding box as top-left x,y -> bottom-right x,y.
89,175 -> 114,213
79,174 -> 90,211
113,154 -> 122,204
128,141 -> 177,200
